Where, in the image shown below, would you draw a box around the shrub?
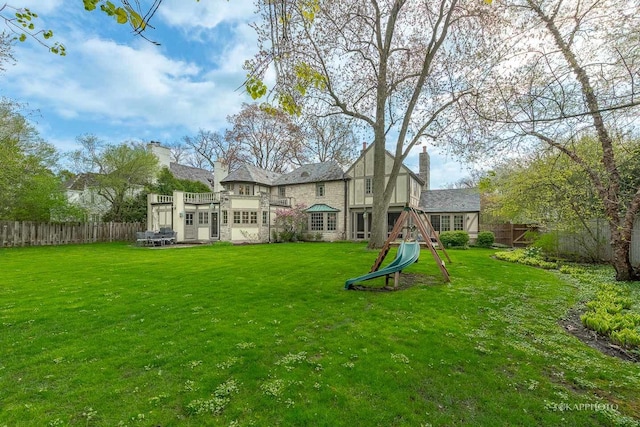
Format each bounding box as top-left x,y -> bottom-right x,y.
439,231 -> 469,248
273,204 -> 308,242
531,232 -> 559,256
476,231 -> 495,248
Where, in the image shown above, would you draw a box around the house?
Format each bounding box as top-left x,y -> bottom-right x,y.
147,142 -> 480,243
63,173 -> 112,222
63,142 -> 216,223
148,141 -> 216,190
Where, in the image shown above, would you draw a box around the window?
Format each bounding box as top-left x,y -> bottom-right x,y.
310,212 -> 324,231
316,183 -> 325,197
327,212 -> 337,231
365,177 -> 373,195
233,211 -> 241,224
239,184 -> 251,195
430,215 -> 440,232
250,212 -> 258,224
185,212 -> 194,226
222,210 -> 228,225
198,212 -> 209,225
278,186 -> 286,197
454,215 -> 464,231
242,211 -> 250,224
441,215 -> 450,232
262,211 -> 268,225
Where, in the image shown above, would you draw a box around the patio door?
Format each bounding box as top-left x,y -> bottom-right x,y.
210,212 -> 219,240
184,211 -> 196,240
354,212 -> 369,240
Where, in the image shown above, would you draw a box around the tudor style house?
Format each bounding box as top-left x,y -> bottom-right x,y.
146,143 -> 480,243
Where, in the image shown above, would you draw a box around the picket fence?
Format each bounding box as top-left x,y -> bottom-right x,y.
0,221 -> 144,248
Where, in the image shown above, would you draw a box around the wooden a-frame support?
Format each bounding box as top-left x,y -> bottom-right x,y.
370,206 -> 451,282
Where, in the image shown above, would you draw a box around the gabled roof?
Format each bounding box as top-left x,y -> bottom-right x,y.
64,173 -> 100,191
169,163 -> 214,189
345,143 -> 425,186
274,161 -> 346,186
220,163 -> 282,186
305,203 -> 341,212
420,188 -> 480,213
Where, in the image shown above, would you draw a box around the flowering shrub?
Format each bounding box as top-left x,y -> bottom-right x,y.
273,204 -> 308,242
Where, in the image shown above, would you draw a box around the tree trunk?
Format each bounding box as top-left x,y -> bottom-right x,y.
368,132 -> 389,249
609,224 -> 640,281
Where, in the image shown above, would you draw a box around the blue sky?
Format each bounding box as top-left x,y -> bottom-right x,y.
2,0 -> 472,188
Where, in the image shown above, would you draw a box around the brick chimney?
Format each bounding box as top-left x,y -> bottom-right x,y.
419,146 -> 430,190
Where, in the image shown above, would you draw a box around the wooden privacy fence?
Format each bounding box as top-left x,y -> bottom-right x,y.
481,223 -> 538,247
554,218 -> 640,265
0,221 -> 145,248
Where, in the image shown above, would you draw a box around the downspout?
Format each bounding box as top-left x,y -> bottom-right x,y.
343,177 -> 349,240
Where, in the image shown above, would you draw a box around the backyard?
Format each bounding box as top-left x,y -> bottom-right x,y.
1,242 -> 639,426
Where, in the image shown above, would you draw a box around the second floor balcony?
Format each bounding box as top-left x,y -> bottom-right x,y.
270,196 -> 292,207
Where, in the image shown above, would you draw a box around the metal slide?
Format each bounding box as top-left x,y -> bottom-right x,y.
344,241 -> 420,289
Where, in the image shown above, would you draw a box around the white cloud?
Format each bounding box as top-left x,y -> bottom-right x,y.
9,0 -> 63,14
157,0 -> 256,29
5,32 -> 252,139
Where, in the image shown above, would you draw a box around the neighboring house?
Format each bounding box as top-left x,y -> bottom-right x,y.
147,142 -> 481,244
63,142 -> 215,223
148,141 -> 216,190
63,173 -> 112,222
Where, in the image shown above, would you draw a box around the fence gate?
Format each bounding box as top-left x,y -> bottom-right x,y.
481,223 -> 538,247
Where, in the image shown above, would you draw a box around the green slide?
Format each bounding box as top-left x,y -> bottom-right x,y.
345,241 -> 420,289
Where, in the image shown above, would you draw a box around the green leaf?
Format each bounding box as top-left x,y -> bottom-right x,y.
18,34 -> 27,42
115,8 -> 128,24
83,0 -> 99,11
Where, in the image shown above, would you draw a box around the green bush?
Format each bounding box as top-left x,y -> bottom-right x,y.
532,232 -> 559,256
439,231 -> 470,248
476,231 -> 495,248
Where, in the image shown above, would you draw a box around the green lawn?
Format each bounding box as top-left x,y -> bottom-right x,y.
1,242 -> 639,426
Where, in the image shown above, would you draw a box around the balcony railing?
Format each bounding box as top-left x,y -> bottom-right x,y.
184,192 -> 219,204
270,196 -> 292,207
149,194 -> 174,204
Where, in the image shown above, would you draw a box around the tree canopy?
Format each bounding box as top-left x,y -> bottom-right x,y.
70,135 -> 159,223
248,0 -> 494,247
0,100 -> 70,221
463,0 -> 640,280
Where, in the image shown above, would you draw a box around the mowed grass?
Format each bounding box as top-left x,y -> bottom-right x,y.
1,242 -> 639,426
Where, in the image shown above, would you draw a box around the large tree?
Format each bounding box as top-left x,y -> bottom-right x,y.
225,103 -> 305,173
466,0 -> 640,280
248,0 -> 492,247
182,129 -> 247,172
70,135 -> 159,222
297,115 -> 359,169
0,100 -> 69,221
